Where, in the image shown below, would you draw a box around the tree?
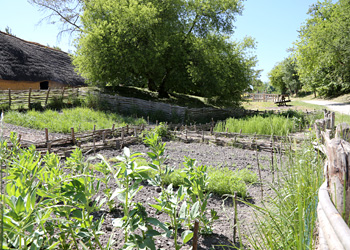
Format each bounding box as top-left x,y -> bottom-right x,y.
73,0 -> 257,105
27,0 -> 83,38
281,57 -> 302,95
294,0 -> 350,97
268,62 -> 286,94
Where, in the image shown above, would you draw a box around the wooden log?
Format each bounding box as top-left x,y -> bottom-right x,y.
336,123 -> 350,142
325,137 -> 350,220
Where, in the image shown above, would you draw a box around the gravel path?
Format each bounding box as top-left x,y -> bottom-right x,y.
303,100 -> 350,115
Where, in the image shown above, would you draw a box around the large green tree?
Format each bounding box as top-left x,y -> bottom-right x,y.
72,0 -> 257,105
294,0 -> 350,97
268,57 -> 302,95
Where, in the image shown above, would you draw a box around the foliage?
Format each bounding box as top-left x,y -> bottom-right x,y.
73,0 -> 258,106
268,56 -> 302,95
214,110 -> 321,136
294,0 -> 350,97
246,137 -> 324,249
4,107 -> 146,133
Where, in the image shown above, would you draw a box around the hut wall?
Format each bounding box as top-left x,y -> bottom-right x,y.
0,79 -> 66,90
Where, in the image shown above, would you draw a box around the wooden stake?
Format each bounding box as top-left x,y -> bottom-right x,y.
93,125 -> 96,154
126,124 -> 129,134
202,130 -> 204,143
71,127 -> 75,145
61,87 -> 65,99
271,136 -> 274,183
28,88 -> 32,108
45,88 -> 50,107
233,192 -> 238,243
121,128 -> 124,148
47,142 -> 51,153
102,131 -> 106,145
256,148 -> 263,200
45,128 -> 49,144
192,220 -> 199,250
8,89 -> 11,108
134,127 -> 137,137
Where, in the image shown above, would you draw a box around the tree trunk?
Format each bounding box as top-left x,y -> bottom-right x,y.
158,79 -> 169,98
314,90 -> 317,98
147,78 -> 157,92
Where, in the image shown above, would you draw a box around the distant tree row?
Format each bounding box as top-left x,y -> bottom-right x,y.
29,0 -> 260,107
269,0 -> 350,98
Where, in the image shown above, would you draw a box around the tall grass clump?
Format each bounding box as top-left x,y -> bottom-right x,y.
4,107 -> 146,133
215,110 -> 323,136
215,115 -> 295,136
246,138 -> 324,249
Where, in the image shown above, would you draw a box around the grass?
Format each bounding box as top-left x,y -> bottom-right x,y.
214,110 -> 323,136
245,137 -> 324,249
4,107 -> 146,133
159,166 -> 257,198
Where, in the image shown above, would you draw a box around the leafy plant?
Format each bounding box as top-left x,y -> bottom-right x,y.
143,131 -> 173,189
180,157 -> 218,234
150,184 -> 194,250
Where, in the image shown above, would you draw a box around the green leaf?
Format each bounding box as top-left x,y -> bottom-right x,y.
179,201 -> 187,218
112,217 -> 124,228
190,201 -> 200,219
181,230 -> 193,244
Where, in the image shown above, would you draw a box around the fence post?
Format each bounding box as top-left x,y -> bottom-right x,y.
45,88 -> 51,107
28,88 -> 32,108
61,87 -> 65,99
71,127 -> 76,145
8,89 -> 11,108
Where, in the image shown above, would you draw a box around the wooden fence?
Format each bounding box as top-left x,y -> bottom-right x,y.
244,93 -> 279,102
0,87 -> 80,109
83,89 -> 251,123
314,110 -> 350,249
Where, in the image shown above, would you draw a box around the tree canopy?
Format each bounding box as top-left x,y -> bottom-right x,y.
71,0 -> 257,106
268,56 -> 302,95
294,0 -> 350,97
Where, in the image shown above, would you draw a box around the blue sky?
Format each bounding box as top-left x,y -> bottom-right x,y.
0,0 -> 317,82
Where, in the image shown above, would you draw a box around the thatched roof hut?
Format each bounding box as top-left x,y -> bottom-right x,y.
0,31 -> 85,90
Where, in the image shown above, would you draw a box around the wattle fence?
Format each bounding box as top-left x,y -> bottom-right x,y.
314,111 -> 350,249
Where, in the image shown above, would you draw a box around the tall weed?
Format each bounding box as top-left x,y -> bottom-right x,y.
245,138 -> 324,249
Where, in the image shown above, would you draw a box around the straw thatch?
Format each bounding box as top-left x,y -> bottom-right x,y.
0,31 -> 85,86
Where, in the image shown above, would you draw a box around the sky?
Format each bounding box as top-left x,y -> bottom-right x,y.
0,0 -> 317,83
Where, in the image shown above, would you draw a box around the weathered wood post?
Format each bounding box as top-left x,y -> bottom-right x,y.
45,128 -> 49,146
71,127 -> 76,145
325,134 -> 350,221
28,88 -> 32,108
8,89 -> 11,108
45,88 -> 51,107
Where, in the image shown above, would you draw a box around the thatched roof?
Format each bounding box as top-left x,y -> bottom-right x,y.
0,31 -> 85,86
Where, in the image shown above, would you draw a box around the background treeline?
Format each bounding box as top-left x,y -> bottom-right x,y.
269,0 -> 350,98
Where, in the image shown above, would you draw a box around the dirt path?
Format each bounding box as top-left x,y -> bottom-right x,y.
302,100 -> 350,115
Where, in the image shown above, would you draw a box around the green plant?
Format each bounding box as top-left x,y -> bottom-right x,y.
4,107 -> 146,133
29,101 -> 44,111
143,131 -> 173,189
180,157 -> 218,234
245,138 -> 323,249
98,148 -> 154,245
150,184 -> 194,250
46,96 -> 65,110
